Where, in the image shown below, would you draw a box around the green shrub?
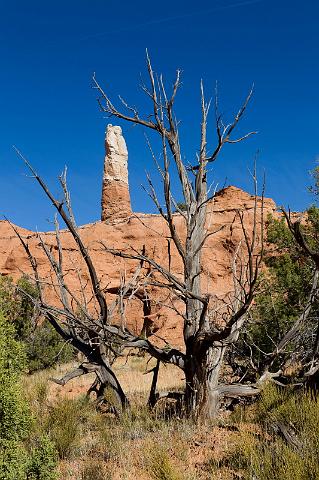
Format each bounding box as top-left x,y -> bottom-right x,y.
46,397 -> 83,459
0,441 -> 28,480
33,378 -> 49,406
0,313 -> 58,480
234,210 -> 319,378
0,313 -> 30,479
27,435 -> 58,480
0,275 -> 38,340
246,438 -> 318,480
0,313 -> 30,442
229,386 -> 319,480
147,446 -> 183,480
0,275 -> 75,372
0,276 -> 19,323
25,319 -> 74,372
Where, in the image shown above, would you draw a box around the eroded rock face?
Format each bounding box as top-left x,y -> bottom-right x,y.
0,187 -> 277,349
101,125 -> 131,221
0,125 -> 280,348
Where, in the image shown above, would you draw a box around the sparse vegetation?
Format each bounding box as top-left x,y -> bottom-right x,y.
12,354 -> 316,479
2,55 -> 319,480
46,398 -> 83,459
80,460 -> 110,480
0,312 -> 58,480
147,445 -> 183,480
226,385 -> 319,480
0,275 -> 75,373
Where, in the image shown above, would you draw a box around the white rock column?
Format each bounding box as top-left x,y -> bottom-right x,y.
101,124 -> 131,221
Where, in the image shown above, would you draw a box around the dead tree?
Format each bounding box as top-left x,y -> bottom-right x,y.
91,53 -> 265,420
13,55 -> 268,421
8,166 -> 131,415
11,156 -> 186,415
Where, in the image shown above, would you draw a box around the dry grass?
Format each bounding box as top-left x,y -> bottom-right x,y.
23,358 -> 319,480
23,355 -> 237,479
23,354 -> 185,406
114,355 -> 185,400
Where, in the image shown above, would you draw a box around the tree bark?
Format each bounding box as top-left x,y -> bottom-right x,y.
95,358 -> 129,414
184,345 -> 225,421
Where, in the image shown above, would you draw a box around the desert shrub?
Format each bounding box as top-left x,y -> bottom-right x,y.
80,460 -> 111,480
33,378 -> 49,406
46,398 -> 80,459
0,313 -> 30,442
121,404 -> 170,435
25,319 -> 74,372
91,402 -> 194,476
232,431 -> 319,480
0,276 -> 19,322
251,216 -> 314,353
230,210 -> 319,380
246,438 -> 318,480
27,435 -> 57,480
94,405 -> 167,463
147,445 -> 183,480
0,438 -> 57,480
0,313 -> 58,479
0,275 -> 38,340
229,385 -> 319,480
0,442 -> 28,480
96,421 -> 123,462
0,275 -> 74,372
46,396 -> 94,459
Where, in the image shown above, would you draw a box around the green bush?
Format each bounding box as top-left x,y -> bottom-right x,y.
235,211 -> 319,376
0,275 -> 74,372
0,313 -> 30,442
27,435 -> 57,480
0,441 -> 28,480
46,397 -> 85,459
229,386 -> 319,480
0,313 -> 30,480
147,446 -> 183,480
26,319 -> 74,372
0,313 -> 58,480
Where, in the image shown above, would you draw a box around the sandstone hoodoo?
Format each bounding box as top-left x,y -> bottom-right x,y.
101,124 -> 131,221
0,127 -> 278,349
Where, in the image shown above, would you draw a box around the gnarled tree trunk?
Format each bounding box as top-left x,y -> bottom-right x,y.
184,345 -> 226,421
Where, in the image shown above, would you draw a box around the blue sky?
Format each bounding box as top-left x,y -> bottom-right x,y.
0,0 -> 318,230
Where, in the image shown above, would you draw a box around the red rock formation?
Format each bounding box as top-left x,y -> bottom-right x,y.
0,186 -> 276,348
101,124 -> 131,221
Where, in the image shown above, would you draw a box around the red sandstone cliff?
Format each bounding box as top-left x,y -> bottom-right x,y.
0,126 -> 279,347
0,186 -> 276,348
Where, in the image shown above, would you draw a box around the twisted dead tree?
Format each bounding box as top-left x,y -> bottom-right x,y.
8,166 -> 131,415
91,53 -> 266,420
11,157 -> 186,415
13,55 -> 268,421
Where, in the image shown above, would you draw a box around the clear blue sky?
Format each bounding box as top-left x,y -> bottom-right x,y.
1,0 -> 318,230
